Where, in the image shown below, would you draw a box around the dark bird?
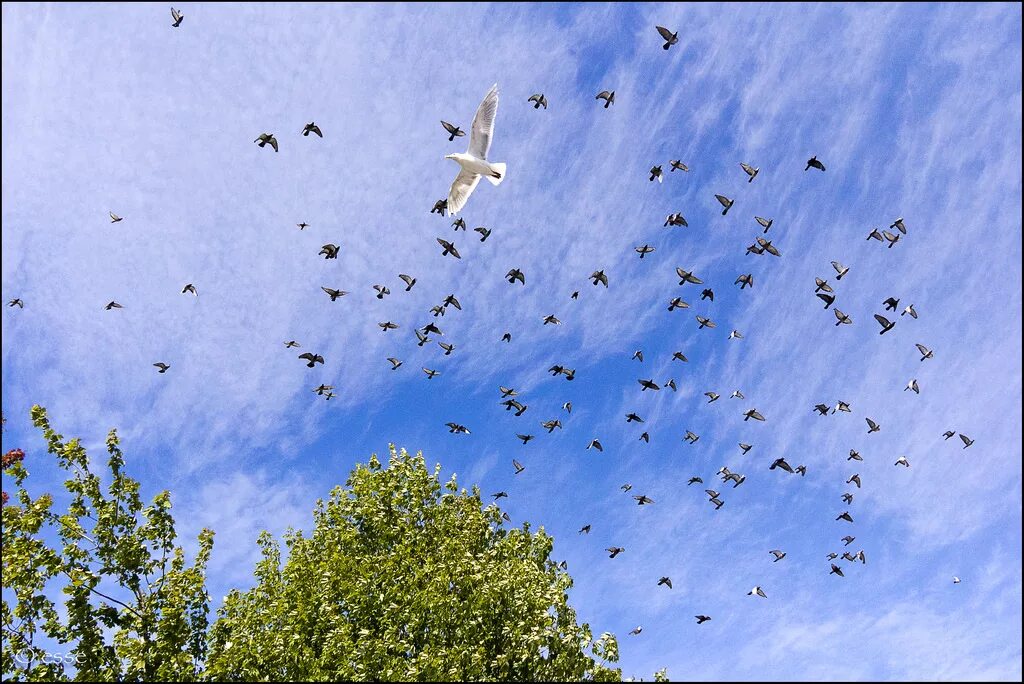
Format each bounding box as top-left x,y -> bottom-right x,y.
319,244 -> 340,259
756,216 -> 774,233
705,391 -> 720,403
378,321 -> 399,331
313,384 -> 334,396
665,379 -> 677,391
562,402 -> 572,413
739,443 -> 753,455
684,431 -> 700,444
959,433 -> 974,449
543,314 -> 561,325
475,226 -> 491,241
814,404 -> 830,416
398,274 -> 417,291
744,408 -> 765,422
499,385 -> 518,397
842,493 -> 854,504
665,213 -> 688,227
446,422 -> 471,434
153,362 -> 170,373
590,270 -> 609,287
298,352 -> 325,368
866,417 -> 880,433
506,268 -> 525,285
831,261 -> 849,279
735,274 -> 754,289
254,133 -> 279,152
834,309 -> 853,326
439,341 -> 455,356
415,330 -> 430,347
171,7 -> 184,27
570,291 -> 579,300
632,350 -> 644,362
541,419 -> 562,433
847,450 -> 862,461
709,497 -> 725,509
815,278 -> 834,293
874,314 -> 896,335
633,495 -> 655,505
649,165 -> 663,183
670,160 -> 689,172
284,340 -> 300,348
182,283 -> 198,296
302,122 -> 323,138
756,237 -> 781,257
687,477 -> 703,485
442,294 -> 462,311
696,316 -> 716,329
847,474 -> 862,488
805,156 -> 826,172
625,412 -> 644,423
639,432 -> 650,443
884,297 -> 900,311
501,399 -> 527,416
7,298 -> 23,308
668,297 -> 689,311
715,194 -> 734,215
943,430 -> 956,440
830,563 -> 845,577
827,552 -> 839,560
388,357 -> 403,370
794,465 -> 807,476
883,230 -> 901,248
658,576 -> 673,588
834,401 -> 852,413
528,93 -> 548,109
109,211 -> 123,223
322,287 -> 347,301
587,439 -> 603,451
817,293 -> 835,309
636,244 -> 656,259
656,25 -> 679,49
517,434 -> 535,444
770,458 -> 795,473
867,228 -> 884,242
677,268 -> 704,286
902,304 -> 918,318
492,491 -> 508,500
740,162 -> 759,182
104,301 -> 123,310
579,524 -> 591,534
441,120 -> 465,141
595,90 -> 615,108
629,626 -> 642,636
607,547 -> 625,558
452,218 -> 467,231
297,222 -> 309,230
436,238 -> 461,258
639,379 -> 661,391
422,367 -> 440,379
770,550 -> 787,562
836,511 -> 854,523
431,199 -> 448,215
701,288 -> 714,301
695,615 -> 711,624
842,536 -> 856,547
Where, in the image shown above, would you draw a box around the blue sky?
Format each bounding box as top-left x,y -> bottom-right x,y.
2,2 -> 1021,680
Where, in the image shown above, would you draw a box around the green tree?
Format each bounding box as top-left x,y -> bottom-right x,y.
205,445 -> 623,682
2,406 -> 213,681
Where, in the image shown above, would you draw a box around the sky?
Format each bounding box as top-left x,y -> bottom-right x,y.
2,2 -> 1022,680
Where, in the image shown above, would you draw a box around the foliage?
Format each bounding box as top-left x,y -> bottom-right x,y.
205,445 -> 624,682
2,406 -> 214,681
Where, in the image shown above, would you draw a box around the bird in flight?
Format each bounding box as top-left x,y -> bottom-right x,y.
181,283 -> 198,296
715,194 -> 734,215
740,162 -> 759,182
834,309 -> 853,326
649,165 -> 663,183
436,238 -> 461,259
153,362 -> 170,373
831,261 -> 850,279
322,287 -> 347,301
445,84 -> 505,215
656,25 -> 679,50
770,550 -> 787,562
284,341 -> 300,348
744,408 -> 765,422
297,222 -> 309,230
422,367 -> 440,379
629,626 -> 642,636
320,244 -> 340,259
959,433 -> 974,449
517,434 -> 535,445
312,384 -> 333,396
104,301 -> 123,310
109,211 -> 123,223
902,304 -> 918,318
895,455 -> 910,467
805,156 -> 826,171
670,160 -> 689,172
695,615 -> 711,624
431,199 -> 448,215
590,270 -> 609,287
171,7 -> 184,27
587,439 -> 603,451
665,213 -> 688,227
830,563 -> 845,577
298,352 -> 324,368
595,90 -> 615,108
748,586 -> 767,598
905,378 -> 920,394
578,524 -> 591,534
607,547 -> 625,558
658,576 -> 673,588
254,133 -> 278,152
528,93 -> 548,109
875,314 -> 896,334
440,120 -> 465,141
866,417 -> 881,433
302,122 -> 323,138
387,357 -> 402,370
756,216 -> 773,233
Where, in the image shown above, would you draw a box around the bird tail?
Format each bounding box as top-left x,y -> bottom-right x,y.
485,162 -> 506,186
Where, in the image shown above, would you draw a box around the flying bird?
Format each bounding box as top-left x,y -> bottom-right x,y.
894,455 -> 910,467
875,314 -> 896,334
492,491 -> 507,500
636,245 -> 656,259
866,417 -> 880,433
153,362 -> 170,373
770,550 -> 786,562
656,25 -> 679,49
171,7 -> 184,27
701,289 -> 714,301
629,626 -> 642,636
632,350 -> 644,362
695,615 -> 711,624
320,244 -> 340,259
755,216 -> 773,233
590,270 -> 609,287
181,283 -> 198,296
506,268 -> 525,285
770,458 -> 795,473
805,156 -> 826,171
847,450 -> 862,461
748,586 -> 767,598
313,384 -> 333,396
883,230 -> 901,248
669,160 -> 689,172
836,511 -> 854,523
109,211 -> 123,223
905,378 -> 920,394
665,213 -> 688,227
715,194 -> 734,215
607,547 -> 625,558
378,321 -> 399,331
422,367 -> 440,379
517,434 -> 535,445
953,576 -> 961,584
696,316 -> 716,330
744,408 -> 765,422
104,301 -> 123,310
830,563 -> 845,577
677,268 -> 703,285
740,162 -> 759,182
595,90 -> 615,108
302,122 -> 323,138
297,222 -> 309,230
436,238 -> 461,259
687,477 -> 703,485
625,413 -> 644,423
398,274 -> 417,291
815,278 -> 834,293
475,226 -> 491,241
284,341 -> 300,348
562,402 -> 572,413
891,217 -> 907,234
668,297 -> 688,311
902,304 -> 918,318
739,443 -> 752,455
431,199 -> 448,215
446,422 -> 471,435
527,93 -> 548,109
387,357 -> 402,370
440,120 -> 465,141
959,433 -> 974,449
452,218 -> 467,231
639,379 -> 661,391
884,297 -> 900,311
254,133 -> 278,152
322,287 -> 347,301
684,431 -> 700,444
298,352 -> 324,368
658,576 -> 673,588
587,439 -> 603,452
867,228 -> 884,242
831,261 -> 850,279
705,391 -> 720,403
579,525 -> 591,534
543,314 -> 562,325
817,293 -> 835,308
834,309 -> 853,326
445,84 -> 505,215
847,474 -> 862,488
649,165 -> 663,183
729,330 -> 744,340
633,495 -> 655,505
735,274 -> 754,289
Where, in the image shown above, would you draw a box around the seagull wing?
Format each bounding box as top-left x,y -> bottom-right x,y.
468,84 -> 499,160
447,168 -> 481,216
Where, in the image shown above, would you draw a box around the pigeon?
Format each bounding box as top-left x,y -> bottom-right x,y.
570,291 -> 579,300
842,493 -> 854,504
756,237 -> 781,257
541,419 -> 562,433
302,122 -> 323,138
894,456 -> 910,467
492,491 -> 508,500
446,422 -> 471,435
817,293 -> 835,308
715,194 -> 734,215
805,156 -> 826,171
687,477 -> 703,485
656,25 -> 679,49
322,287 -> 347,301
695,615 -> 711,624
590,270 -> 609,287
633,495 -> 655,505
815,278 -> 834,293
562,402 -> 572,413
595,90 -> 615,108
629,626 -> 642,636
794,465 -> 806,476
378,321 -> 399,331
841,535 -> 856,547
109,211 -> 123,223
755,216 -> 773,233
438,341 -> 455,356
649,165 -> 663,183
313,384 -> 334,396
725,472 -> 745,488
884,297 -> 900,312
770,550 -> 786,562
512,459 -> 525,474
284,341 -> 300,348
431,199 -> 448,215
171,7 -> 184,26
883,230 -> 901,248
731,390 -> 745,400
740,162 -> 759,182
831,261 -> 849,280
398,274 -> 417,291
701,289 -> 714,301
814,404 -> 830,416
748,586 -> 767,598
658,576 -> 673,588
297,222 -> 309,230
639,432 -> 650,443
415,330 -> 430,347
8,298 -> 24,308
319,244 -> 340,259
632,350 -> 644,361
684,431 -> 700,444
959,434 -> 974,449
436,238 -> 461,259
834,309 -> 853,326
501,399 -> 527,416
847,450 -> 863,461
739,443 -> 753,455
830,563 -> 845,577
104,301 -> 123,310
387,357 -> 403,370
867,228 -> 884,242
953,576 -> 961,584
665,213 -> 688,227
677,268 -> 704,286
528,93 -> 548,109
442,294 -> 461,311
704,489 -> 720,499
587,439 -> 603,452
579,525 -> 591,534
905,378 -> 920,394
856,550 -> 866,564
874,314 -> 896,334
445,84 -> 505,215
440,120 -> 465,141
944,430 -> 956,440
607,547 -> 625,558
636,244 -> 656,259
866,418 -> 880,433
639,379 -> 661,391
847,474 -> 862,488
827,553 -> 839,560
254,133 -> 278,152
422,367 -> 440,379
670,160 -> 689,172
902,304 -> 918,319
891,218 -> 907,234
182,283 -> 198,296
474,226 -> 491,242
834,401 -> 852,413
736,274 -> 754,289
517,434 -> 535,445
153,362 -> 170,373
709,497 -> 725,509
298,353 -> 325,368
770,458 -> 795,473
836,511 -> 854,523
696,316 -> 716,329
543,315 -> 561,326
452,218 -> 467,231
729,330 -> 743,340
625,413 -> 644,423
505,269 -> 525,285
705,392 -> 720,403
743,409 -> 765,422
665,379 -> 677,391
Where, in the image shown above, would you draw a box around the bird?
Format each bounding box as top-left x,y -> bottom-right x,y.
943,430 -> 956,440
570,291 -> 579,300
891,217 -> 907,234
298,352 -> 324,368
704,489 -> 720,499
696,316 -> 716,330
836,511 -> 854,523
254,133 -> 278,152
739,443 -> 753,455
735,274 -> 754,289
474,226 -> 491,241
805,156 -> 826,171
321,287 -> 347,301
578,524 -> 591,534
794,465 -> 807,476
715,194 -> 734,215
695,615 -> 711,624
884,296 -> 900,311
649,165 -> 663,183
953,576 -> 961,584
740,162 -> 759,182
639,432 -> 650,443
665,379 -> 677,391
701,289 -> 714,301
748,586 -> 767,598
834,309 -> 853,326
415,330 -> 430,347
445,84 -> 504,215
725,471 -> 747,487
104,301 -> 123,310
319,244 -> 340,259
284,341 -> 300,348
814,404 -> 830,416
744,409 -> 765,422
451,218 -> 467,231
181,283 -> 198,297
639,379 -> 661,391
302,122 -> 323,138
625,413 -> 644,423
153,362 -> 170,373
847,450 -> 863,461
171,7 -> 184,27
607,547 -> 625,558
830,563 -> 845,577
841,535 -> 856,546
704,391 -> 720,403
656,25 -> 679,49
847,474 -> 862,488
867,228 -> 884,242
586,439 -> 603,452
590,270 -> 609,287
562,402 -> 572,413
770,458 -> 795,473
842,493 -> 854,504
492,491 -> 508,500
446,422 -> 471,435
672,353 -> 689,364
543,315 -> 561,326
387,357 -> 402,370
831,261 -> 850,279
527,93 -> 548,109
440,120 -> 465,141
959,433 -> 974,449
541,419 -> 562,433
756,237 -> 782,257
398,274 -> 417,291
501,399 -> 527,416
874,314 -> 895,334
633,495 -> 654,505
684,431 -> 700,444
883,230 -> 901,248
297,222 -> 309,230
669,160 -> 689,172
755,216 -> 773,233
770,550 -> 786,562
665,213 -> 688,227
506,268 -> 525,285
636,244 -> 656,259
815,278 -> 834,293
595,90 -> 615,108
729,330 -> 744,340
866,417 -> 880,433
312,384 -> 334,396
817,293 -> 835,308
431,199 -> 448,215
378,321 -> 399,332
517,434 -> 535,445
442,294 -> 462,310
501,332 -> 512,343
436,238 -> 461,259
628,626 -> 642,636
905,378 -> 920,394
632,350 -> 644,362
438,342 -> 455,356
709,497 -> 725,509
109,211 -> 123,223
894,456 -> 910,467
834,401 -> 852,413
500,386 -> 520,398
687,477 -> 703,485
422,367 -> 440,379
827,552 -> 839,560
658,576 -> 673,588
902,304 -> 918,318
677,268 -> 704,286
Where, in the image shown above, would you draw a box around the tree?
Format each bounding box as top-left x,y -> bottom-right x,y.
205,445 -> 624,681
2,406 -> 214,681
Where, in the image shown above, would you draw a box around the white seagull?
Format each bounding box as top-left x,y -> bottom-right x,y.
444,84 -> 506,215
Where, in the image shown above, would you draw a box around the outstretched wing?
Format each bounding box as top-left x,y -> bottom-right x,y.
447,168 -> 481,215
468,84 -> 499,160
656,25 -> 674,41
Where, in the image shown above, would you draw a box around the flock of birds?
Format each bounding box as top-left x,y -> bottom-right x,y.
4,14 -> 976,640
